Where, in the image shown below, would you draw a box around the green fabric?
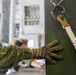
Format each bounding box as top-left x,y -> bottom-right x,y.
0,45 -> 32,70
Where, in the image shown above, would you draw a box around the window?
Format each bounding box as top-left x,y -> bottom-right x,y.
24,5 -> 40,25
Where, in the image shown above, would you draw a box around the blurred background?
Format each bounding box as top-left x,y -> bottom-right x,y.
0,0 -> 46,75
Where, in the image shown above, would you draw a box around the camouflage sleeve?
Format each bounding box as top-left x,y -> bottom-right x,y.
0,45 -> 32,70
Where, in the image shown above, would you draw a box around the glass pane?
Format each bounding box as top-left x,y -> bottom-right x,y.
24,5 -> 40,25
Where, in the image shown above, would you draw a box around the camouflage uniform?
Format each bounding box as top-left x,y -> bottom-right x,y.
0,45 -> 32,74
0,40 -> 63,74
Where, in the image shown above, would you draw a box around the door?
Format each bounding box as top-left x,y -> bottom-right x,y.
45,0 -> 76,75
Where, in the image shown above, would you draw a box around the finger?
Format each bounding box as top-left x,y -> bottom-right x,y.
46,55 -> 56,64
49,46 -> 63,52
46,40 -> 59,48
47,51 -> 63,59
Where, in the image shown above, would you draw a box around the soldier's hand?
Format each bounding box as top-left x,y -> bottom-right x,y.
32,40 -> 63,64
